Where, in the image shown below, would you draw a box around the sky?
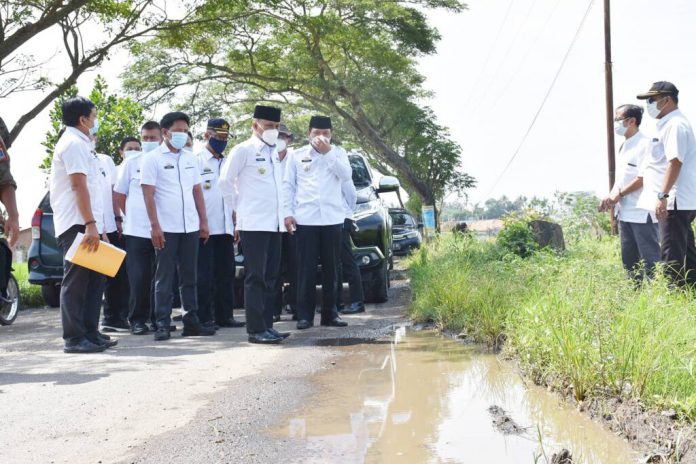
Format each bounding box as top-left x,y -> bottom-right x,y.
6,0 -> 696,227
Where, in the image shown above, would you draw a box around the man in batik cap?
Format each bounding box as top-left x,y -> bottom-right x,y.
219,105 -> 289,344
282,116 -> 353,330
196,118 -> 245,330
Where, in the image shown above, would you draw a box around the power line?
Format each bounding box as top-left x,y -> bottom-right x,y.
487,0 -> 563,113
471,0 -> 539,112
485,0 -> 595,198
463,0 -> 514,107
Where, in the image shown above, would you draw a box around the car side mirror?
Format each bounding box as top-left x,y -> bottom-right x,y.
377,176 -> 400,193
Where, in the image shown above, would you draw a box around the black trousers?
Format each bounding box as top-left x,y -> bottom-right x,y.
102,231 -> 130,324
239,231 -> 281,334
336,220 -> 364,306
124,235 -> 155,325
273,232 -> 297,316
153,231 -> 200,329
197,234 -> 235,324
57,225 -> 106,344
659,208 -> 696,286
296,224 -> 342,323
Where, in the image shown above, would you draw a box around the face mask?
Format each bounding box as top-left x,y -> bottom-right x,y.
646,97 -> 665,119
614,120 -> 628,136
141,141 -> 160,153
89,118 -> 100,136
124,150 -> 141,160
208,138 -> 228,155
275,139 -> 287,152
261,128 -> 279,146
168,131 -> 188,150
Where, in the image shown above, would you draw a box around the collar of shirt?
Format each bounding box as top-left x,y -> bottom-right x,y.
657,109 -> 683,130
65,126 -> 91,143
201,145 -> 224,162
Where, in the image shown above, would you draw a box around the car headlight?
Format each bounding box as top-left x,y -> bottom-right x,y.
353,201 -> 381,220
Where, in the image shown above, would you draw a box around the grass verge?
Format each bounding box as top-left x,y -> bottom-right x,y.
407,235 -> 696,422
12,263 -> 44,309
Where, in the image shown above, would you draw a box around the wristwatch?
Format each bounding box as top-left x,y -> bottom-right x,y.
658,192 -> 670,200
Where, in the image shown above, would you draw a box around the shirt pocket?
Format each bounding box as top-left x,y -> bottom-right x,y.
649,139 -> 665,162
296,157 -> 315,180
180,161 -> 199,188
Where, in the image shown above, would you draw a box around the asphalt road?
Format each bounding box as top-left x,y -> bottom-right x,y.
0,267 -> 410,464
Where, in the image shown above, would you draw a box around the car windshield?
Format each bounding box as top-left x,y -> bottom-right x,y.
391,212 -> 416,227
349,155 -> 372,188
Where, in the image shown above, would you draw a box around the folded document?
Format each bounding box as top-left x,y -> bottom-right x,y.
65,233 -> 126,277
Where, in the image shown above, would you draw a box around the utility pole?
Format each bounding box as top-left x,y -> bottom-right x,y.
604,0 -> 617,233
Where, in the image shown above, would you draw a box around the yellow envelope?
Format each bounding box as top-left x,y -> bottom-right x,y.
65,232 -> 127,277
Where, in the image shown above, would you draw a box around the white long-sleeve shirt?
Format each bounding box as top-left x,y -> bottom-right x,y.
218,136 -> 283,232
341,179 -> 357,220
282,144 -> 352,226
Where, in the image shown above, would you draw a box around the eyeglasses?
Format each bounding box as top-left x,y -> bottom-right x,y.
614,117 -> 628,122
648,95 -> 669,104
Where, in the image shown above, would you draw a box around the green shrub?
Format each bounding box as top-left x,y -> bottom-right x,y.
13,263 -> 44,309
497,217 -> 537,258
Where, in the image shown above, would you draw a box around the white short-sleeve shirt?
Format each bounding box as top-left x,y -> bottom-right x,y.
612,132 -> 654,223
139,144 -> 202,233
196,148 -> 233,236
97,153 -> 117,234
114,152 -> 152,238
49,127 -> 104,237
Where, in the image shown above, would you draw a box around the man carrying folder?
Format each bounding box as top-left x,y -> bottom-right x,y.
50,96 -> 117,354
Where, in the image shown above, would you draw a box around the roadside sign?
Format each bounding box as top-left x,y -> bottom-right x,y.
422,205 -> 436,237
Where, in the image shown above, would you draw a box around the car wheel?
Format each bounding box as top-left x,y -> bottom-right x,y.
41,283 -> 61,308
365,260 -> 389,304
0,275 -> 20,325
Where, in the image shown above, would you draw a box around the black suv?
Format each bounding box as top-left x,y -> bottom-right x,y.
389,208 -> 422,256
27,193 -> 62,307
27,152 -> 398,306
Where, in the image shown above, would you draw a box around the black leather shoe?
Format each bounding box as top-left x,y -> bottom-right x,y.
182,324 -> 216,337
321,317 -> 348,327
64,339 -> 106,354
296,319 -> 313,330
151,324 -> 177,332
201,321 -> 218,331
97,331 -> 112,340
272,314 -> 281,323
268,327 -> 291,339
154,328 -> 170,341
90,336 -> 118,348
131,322 -> 149,335
339,302 -> 366,314
218,319 -> 246,328
102,320 -> 130,332
248,331 -> 282,344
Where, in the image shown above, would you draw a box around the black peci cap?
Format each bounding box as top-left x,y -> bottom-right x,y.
253,105 -> 281,122
637,81 -> 679,100
309,115 -> 332,129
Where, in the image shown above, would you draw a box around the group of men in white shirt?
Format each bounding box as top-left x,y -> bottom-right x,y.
600,81 -> 696,286
50,99 -> 360,352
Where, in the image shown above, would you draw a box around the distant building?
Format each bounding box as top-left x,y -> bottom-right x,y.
466,219 -> 503,237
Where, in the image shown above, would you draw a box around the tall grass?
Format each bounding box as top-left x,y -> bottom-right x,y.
12,263 -> 44,309
408,235 -> 696,421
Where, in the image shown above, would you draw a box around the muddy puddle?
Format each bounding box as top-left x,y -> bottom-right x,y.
273,328 -> 639,463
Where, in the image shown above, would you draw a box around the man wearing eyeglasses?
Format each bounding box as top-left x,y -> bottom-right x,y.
636,81 -> 696,285
599,104 -> 659,281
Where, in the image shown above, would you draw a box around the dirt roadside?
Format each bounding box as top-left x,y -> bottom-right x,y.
0,272 -> 410,464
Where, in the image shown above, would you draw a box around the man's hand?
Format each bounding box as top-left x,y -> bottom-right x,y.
82,223 -> 100,253
284,216 -> 297,234
101,232 -> 110,243
200,220 -> 210,244
151,223 -> 165,251
116,220 -> 123,238
656,199 -> 668,220
4,215 -> 18,248
234,230 -> 240,245
599,193 -> 620,212
311,136 -> 331,155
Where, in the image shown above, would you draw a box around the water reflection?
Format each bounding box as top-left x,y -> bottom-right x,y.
276,329 -> 637,464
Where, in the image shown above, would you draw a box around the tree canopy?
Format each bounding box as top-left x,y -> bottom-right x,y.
124,0 -> 473,217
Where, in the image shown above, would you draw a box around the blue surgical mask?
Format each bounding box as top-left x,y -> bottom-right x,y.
169,131 -> 188,150
89,118 -> 100,136
208,138 -> 228,155
141,141 -> 160,153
